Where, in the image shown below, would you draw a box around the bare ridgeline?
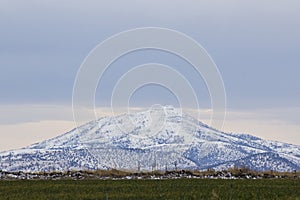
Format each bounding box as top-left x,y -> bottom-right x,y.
1,107 -> 300,178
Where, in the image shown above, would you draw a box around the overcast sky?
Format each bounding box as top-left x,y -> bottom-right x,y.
0,0 -> 299,151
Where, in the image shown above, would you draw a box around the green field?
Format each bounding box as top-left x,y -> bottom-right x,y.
0,179 -> 300,200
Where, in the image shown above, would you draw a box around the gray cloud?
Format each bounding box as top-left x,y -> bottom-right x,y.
0,0 -> 299,109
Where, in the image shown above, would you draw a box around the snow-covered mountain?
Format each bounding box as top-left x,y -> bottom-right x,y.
1,106 -> 300,172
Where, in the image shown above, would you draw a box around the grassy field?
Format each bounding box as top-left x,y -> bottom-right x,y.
0,179 -> 300,200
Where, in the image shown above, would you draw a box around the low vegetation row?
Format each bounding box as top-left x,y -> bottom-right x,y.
1,166 -> 299,180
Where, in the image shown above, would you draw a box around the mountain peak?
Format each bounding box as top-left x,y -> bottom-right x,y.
1,108 -> 300,172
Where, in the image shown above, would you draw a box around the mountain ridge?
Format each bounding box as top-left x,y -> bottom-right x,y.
1,106 -> 300,172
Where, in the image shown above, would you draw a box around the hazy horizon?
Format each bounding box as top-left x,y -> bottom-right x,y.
0,0 -> 299,151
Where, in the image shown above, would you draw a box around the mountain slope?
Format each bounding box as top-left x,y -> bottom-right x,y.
1,106 -> 300,172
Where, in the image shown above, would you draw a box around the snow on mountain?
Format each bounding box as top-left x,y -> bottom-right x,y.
1,106 -> 300,172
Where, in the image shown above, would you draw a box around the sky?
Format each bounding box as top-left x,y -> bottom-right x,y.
0,0 -> 299,151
